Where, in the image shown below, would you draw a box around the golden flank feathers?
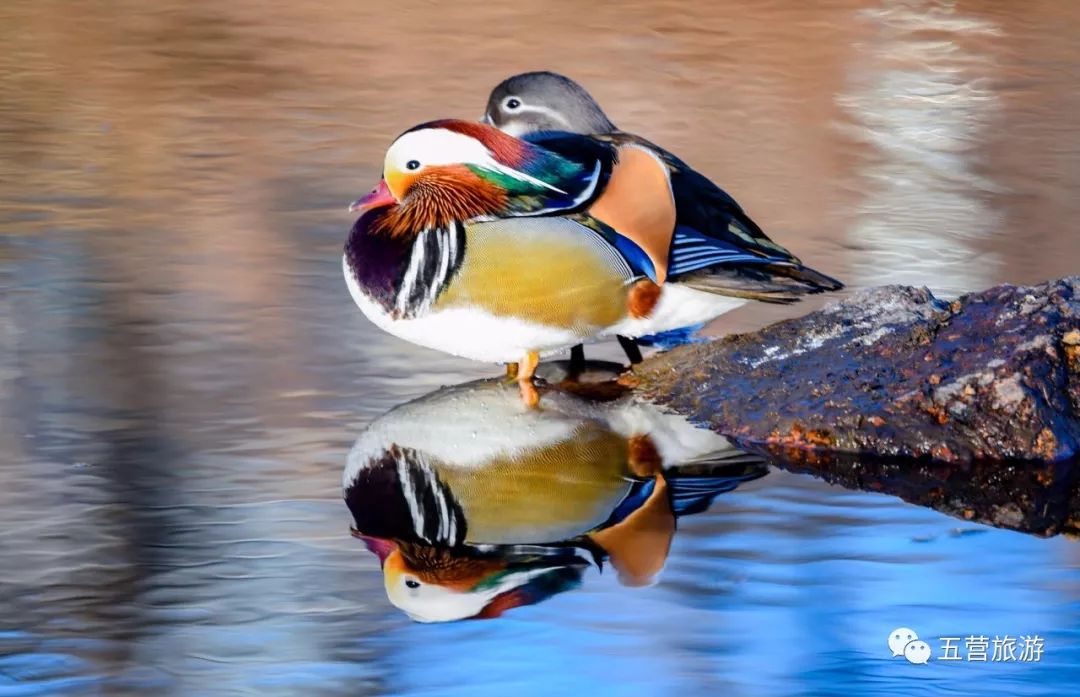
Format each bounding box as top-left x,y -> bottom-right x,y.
434,217 -> 632,329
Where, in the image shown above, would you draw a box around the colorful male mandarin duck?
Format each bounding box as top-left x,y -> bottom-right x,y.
343,372 -> 768,621
345,117 -> 839,405
481,71 -> 844,364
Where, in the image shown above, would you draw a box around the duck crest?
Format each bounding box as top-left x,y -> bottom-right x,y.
409,119 -> 536,168
345,210 -> 466,319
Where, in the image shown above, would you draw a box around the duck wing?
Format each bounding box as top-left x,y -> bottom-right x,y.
530,131 -> 679,284
528,131 -> 843,299
599,132 -> 844,297
504,130 -> 616,216
602,132 -> 798,261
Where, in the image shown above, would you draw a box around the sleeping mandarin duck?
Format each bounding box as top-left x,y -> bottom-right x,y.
481,70 -> 843,365
345,117 -> 840,405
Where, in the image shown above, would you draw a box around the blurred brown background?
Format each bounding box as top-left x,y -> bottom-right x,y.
3,0 -> 1079,310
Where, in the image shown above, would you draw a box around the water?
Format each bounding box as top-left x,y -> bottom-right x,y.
2,0 -> 1080,694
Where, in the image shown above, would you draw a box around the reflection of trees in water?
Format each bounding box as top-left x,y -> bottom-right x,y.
0,1 -> 326,679
0,231 -> 374,692
838,0 -> 1003,296
0,251 -> 185,685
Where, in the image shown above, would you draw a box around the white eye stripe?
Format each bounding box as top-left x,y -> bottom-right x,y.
504,104 -> 575,130
385,128 -> 566,194
386,129 -> 491,172
485,158 -> 566,194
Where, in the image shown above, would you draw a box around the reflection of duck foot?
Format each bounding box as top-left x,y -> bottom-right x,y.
508,356 -> 639,405
530,359 -> 634,403
517,351 -> 540,407
519,379 -> 540,408
552,379 -> 629,403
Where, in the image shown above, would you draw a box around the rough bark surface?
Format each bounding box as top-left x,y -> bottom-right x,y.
631,277 -> 1080,465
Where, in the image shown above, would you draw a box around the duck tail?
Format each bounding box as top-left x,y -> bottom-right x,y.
761,261 -> 845,293
678,262 -> 844,304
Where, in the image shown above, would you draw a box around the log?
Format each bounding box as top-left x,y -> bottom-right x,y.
629,276 -> 1080,465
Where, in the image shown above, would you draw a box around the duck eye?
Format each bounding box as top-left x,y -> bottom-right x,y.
405,579 -> 420,589
505,98 -> 521,110
405,160 -> 420,171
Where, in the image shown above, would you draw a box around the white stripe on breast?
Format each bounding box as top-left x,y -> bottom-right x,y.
397,454 -> 428,542
395,231 -> 427,314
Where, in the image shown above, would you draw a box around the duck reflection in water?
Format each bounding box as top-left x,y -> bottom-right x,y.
343,362 -> 767,623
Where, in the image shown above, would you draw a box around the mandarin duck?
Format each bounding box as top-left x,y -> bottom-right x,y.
345,118 -> 839,405
344,370 -> 767,621
481,71 -> 844,364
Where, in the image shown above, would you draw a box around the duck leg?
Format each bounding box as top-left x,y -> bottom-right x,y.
517,350 -> 540,407
568,337 -> 640,371
617,335 -> 643,364
505,362 -> 519,379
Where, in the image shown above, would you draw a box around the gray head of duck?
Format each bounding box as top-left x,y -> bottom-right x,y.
482,71 -> 616,137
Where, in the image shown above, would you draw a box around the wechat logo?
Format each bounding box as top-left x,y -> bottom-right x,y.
889,627 -> 931,664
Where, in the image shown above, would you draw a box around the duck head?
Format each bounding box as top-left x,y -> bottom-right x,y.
349,119 -> 604,236
356,534 -> 589,623
482,71 -> 616,137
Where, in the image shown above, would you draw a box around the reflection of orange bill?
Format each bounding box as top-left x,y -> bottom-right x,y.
351,530 -> 395,565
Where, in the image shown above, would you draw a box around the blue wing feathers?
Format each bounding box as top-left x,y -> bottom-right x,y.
667,225 -> 780,277
606,225 -> 789,284
636,324 -> 706,349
